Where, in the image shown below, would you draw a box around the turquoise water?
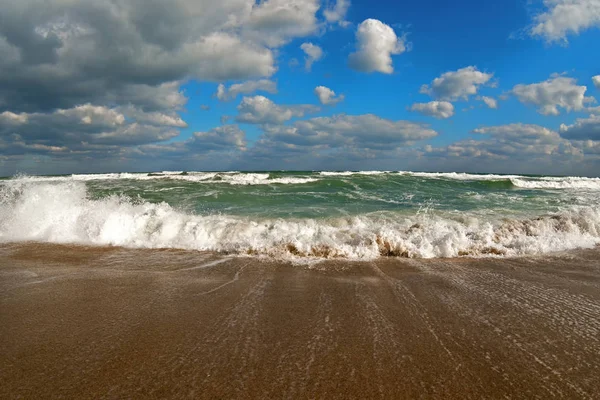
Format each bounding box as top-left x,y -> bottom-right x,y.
77,171 -> 592,218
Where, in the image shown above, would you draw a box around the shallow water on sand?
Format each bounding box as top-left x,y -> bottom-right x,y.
1,243 -> 600,398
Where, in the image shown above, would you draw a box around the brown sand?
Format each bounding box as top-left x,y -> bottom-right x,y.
1,242 -> 600,399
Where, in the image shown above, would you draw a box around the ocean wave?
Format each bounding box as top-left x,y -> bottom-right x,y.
319,171 -> 390,176
1,180 -> 599,260
395,171 -> 600,190
10,171 -> 600,190
10,172 -> 318,186
510,177 -> 600,190
397,171 -> 524,181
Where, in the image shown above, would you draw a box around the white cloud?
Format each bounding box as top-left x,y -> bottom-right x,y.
479,96 -> 498,109
118,106 -> 188,128
260,114 -> 438,151
472,124 -> 558,141
0,0 -> 332,163
216,80 -> 277,101
530,0 -> 600,43
425,123 -> 581,161
56,104 -> 126,127
560,114 -> 600,140
593,75 -> 600,89
109,82 -> 188,112
300,43 -> 324,71
246,0 -> 321,47
0,104 -> 184,149
348,19 -> 407,74
410,101 -> 455,119
184,33 -> 276,81
236,96 -> 319,124
420,67 -> 493,101
0,111 -> 29,125
587,105 -> 600,113
0,0 -> 330,116
126,125 -> 247,168
314,86 -> 345,105
190,125 -> 247,151
511,75 -> 595,115
323,0 -> 351,26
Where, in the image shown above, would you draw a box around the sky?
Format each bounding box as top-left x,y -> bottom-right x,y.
0,0 -> 600,176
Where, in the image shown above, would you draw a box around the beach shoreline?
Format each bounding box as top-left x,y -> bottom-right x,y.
1,242 -> 600,399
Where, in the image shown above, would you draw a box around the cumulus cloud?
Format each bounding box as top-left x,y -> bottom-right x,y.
0,0 -> 332,166
189,125 -> 247,151
510,75 -> 595,115
246,0 -> 321,47
587,106 -> 600,113
314,86 -> 345,105
479,96 -> 498,109
348,19 -> 407,74
236,96 -> 319,125
420,67 -> 493,101
216,80 -> 278,101
300,42 -> 324,71
323,0 -> 351,26
472,124 -> 558,141
409,101 -> 455,119
0,1 -> 280,114
594,75 -> 600,89
529,0 -> 600,43
0,105 -> 184,149
560,114 -> 600,140
127,125 -> 247,169
258,114 -> 438,151
0,1 -> 326,112
425,123 -> 581,162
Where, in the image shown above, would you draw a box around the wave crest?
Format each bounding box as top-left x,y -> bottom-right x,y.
1,180 -> 599,260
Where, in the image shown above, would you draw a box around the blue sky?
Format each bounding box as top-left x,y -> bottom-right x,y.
1,0 -> 600,175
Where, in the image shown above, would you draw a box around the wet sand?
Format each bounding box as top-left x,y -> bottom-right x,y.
1,243 -> 600,399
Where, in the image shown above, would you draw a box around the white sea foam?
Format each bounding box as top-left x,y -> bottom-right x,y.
12,170 -> 600,190
320,171 -> 356,176
1,179 -> 599,260
11,172 -> 317,185
218,174 -> 317,185
396,171 -> 600,190
320,171 -> 390,176
510,177 -> 600,190
397,171 -> 524,181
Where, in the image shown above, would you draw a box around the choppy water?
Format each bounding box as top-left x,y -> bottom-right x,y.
1,171 -> 600,259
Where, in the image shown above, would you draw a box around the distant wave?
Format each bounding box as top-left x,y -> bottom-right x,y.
10,170 -> 600,190
319,171 -> 390,176
1,179 -> 599,260
11,172 -> 318,186
397,171 -> 600,190
510,177 -> 600,190
397,171 -> 525,181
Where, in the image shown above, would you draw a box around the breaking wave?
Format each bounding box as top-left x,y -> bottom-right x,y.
10,172 -> 318,186
510,177 -> 600,190
1,179 -> 599,260
6,170 -> 600,190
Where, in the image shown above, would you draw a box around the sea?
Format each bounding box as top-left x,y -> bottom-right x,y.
1,171 -> 599,260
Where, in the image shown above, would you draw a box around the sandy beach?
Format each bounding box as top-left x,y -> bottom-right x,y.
1,243 -> 600,399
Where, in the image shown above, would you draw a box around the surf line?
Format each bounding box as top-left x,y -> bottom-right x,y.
176,258 -> 233,272
197,262 -> 248,296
